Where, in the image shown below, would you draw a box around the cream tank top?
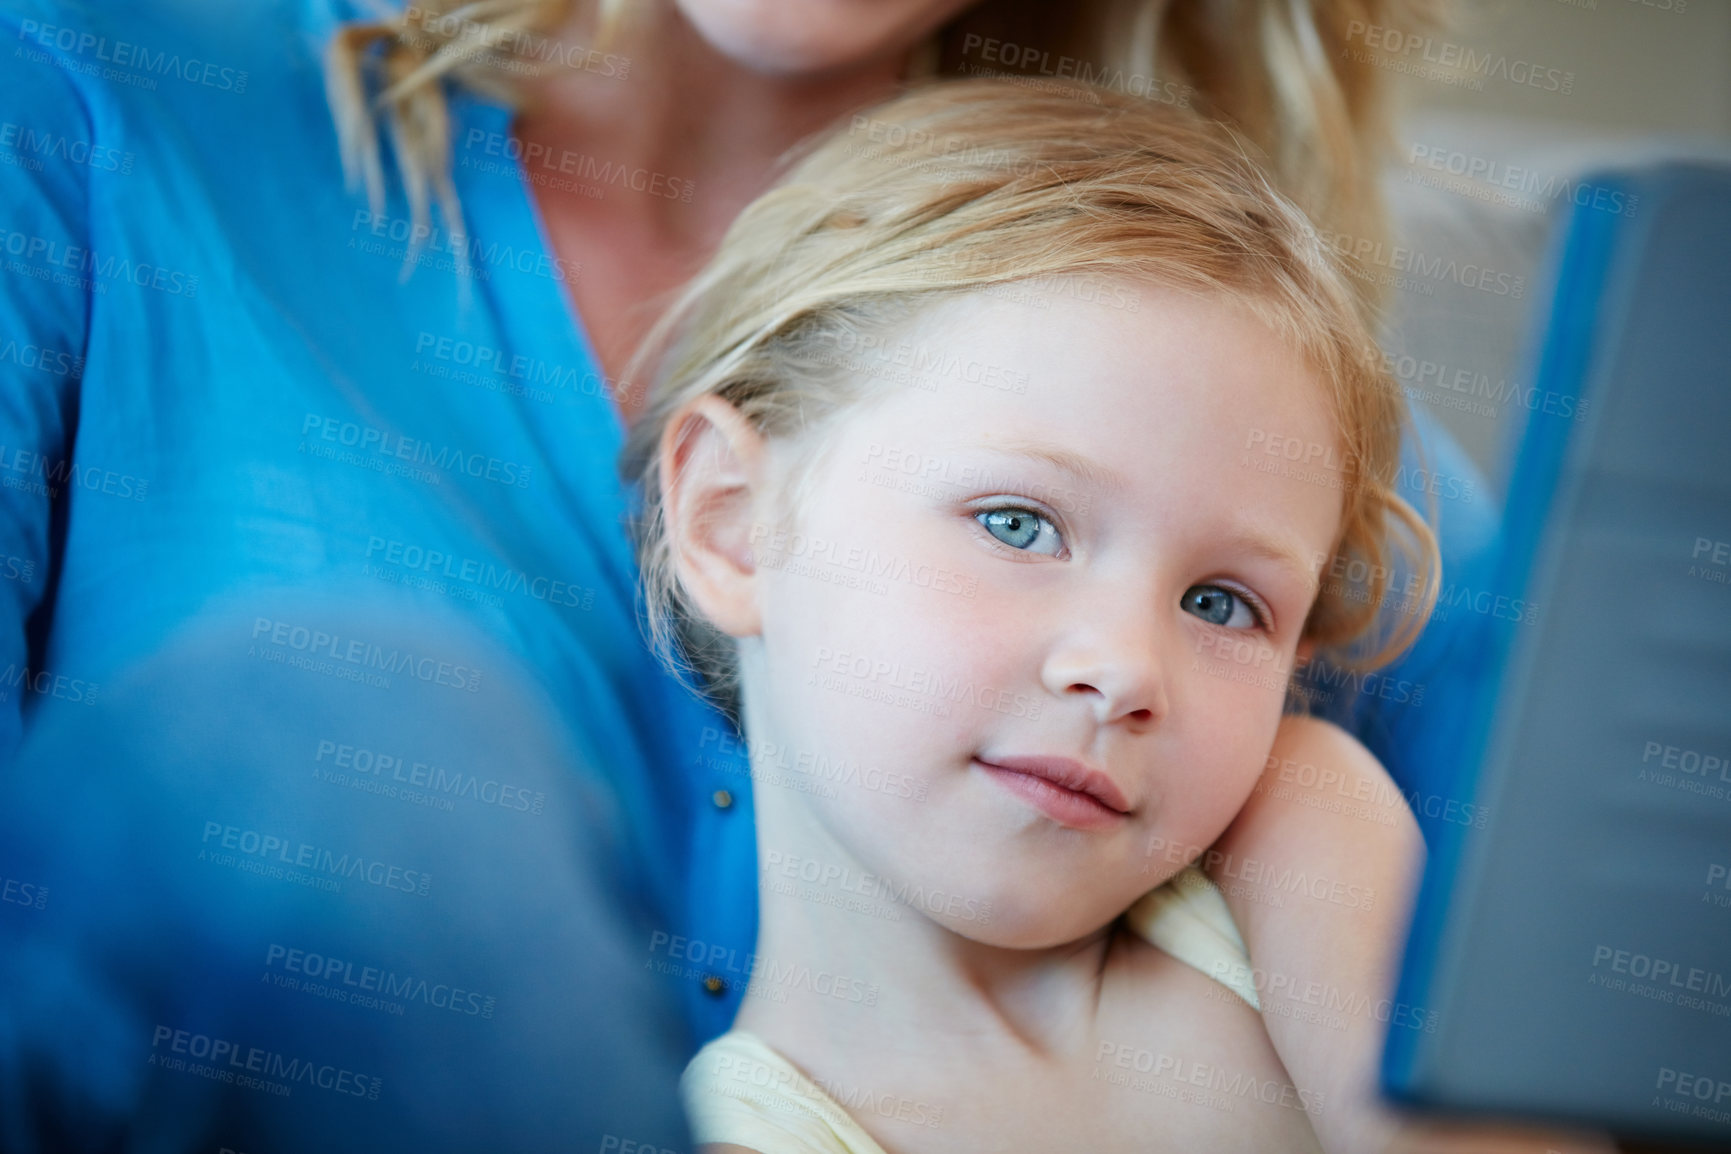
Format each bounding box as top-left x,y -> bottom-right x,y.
678,864 -> 1260,1154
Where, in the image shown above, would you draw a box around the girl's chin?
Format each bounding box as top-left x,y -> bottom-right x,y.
920,902 -> 1123,951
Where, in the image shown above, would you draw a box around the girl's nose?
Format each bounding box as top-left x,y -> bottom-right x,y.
1038,613 -> 1171,729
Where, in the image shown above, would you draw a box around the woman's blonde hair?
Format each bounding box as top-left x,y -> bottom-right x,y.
326,0 -> 1439,280
618,80 -> 1438,725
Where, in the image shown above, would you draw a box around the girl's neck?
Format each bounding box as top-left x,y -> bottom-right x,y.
732,683 -> 1120,1081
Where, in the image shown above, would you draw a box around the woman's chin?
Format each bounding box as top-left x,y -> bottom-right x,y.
674,0 -> 891,76
674,0 -> 957,78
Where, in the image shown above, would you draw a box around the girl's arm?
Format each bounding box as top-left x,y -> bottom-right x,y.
1206,714 -> 1616,1154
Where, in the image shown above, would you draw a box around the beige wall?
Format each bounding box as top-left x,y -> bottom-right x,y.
1357,0 -> 1731,488
1393,0 -> 1731,138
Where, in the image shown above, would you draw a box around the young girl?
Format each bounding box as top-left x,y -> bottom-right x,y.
621,81 -> 1611,1154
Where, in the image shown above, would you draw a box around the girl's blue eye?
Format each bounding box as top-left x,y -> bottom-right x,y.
1182,584 -> 1261,630
976,507 -> 1062,556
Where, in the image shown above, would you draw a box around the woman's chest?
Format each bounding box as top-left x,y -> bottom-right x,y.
48,242 -> 654,723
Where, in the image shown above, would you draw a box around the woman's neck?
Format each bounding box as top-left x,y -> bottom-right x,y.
519,0 -> 911,253
510,0 -> 912,418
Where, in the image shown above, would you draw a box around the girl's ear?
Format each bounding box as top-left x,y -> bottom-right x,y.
659,395 -> 771,639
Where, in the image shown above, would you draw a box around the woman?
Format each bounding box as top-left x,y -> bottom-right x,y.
0,0 -> 1501,1145
326,0 -> 1418,401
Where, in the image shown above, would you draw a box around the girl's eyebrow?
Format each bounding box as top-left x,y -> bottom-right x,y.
1221,524 -> 1321,594
977,440 -> 1125,493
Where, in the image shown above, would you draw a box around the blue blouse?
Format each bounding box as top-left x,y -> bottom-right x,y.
0,0 -> 757,1047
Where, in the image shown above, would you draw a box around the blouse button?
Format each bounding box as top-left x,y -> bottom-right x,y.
711,789 -> 734,810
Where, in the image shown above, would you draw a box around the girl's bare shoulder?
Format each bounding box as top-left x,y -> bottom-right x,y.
1089,926 -> 1327,1151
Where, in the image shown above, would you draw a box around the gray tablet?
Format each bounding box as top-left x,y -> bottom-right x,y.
1382,162 -> 1731,1147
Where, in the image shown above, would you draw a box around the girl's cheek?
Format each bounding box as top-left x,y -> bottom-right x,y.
1186,686 -> 1277,793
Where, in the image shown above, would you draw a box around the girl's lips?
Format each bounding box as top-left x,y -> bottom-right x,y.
973,756 -> 1130,832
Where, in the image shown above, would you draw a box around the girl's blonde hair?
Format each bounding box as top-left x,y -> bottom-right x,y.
326,0 -> 1439,280
618,80 -> 1438,725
